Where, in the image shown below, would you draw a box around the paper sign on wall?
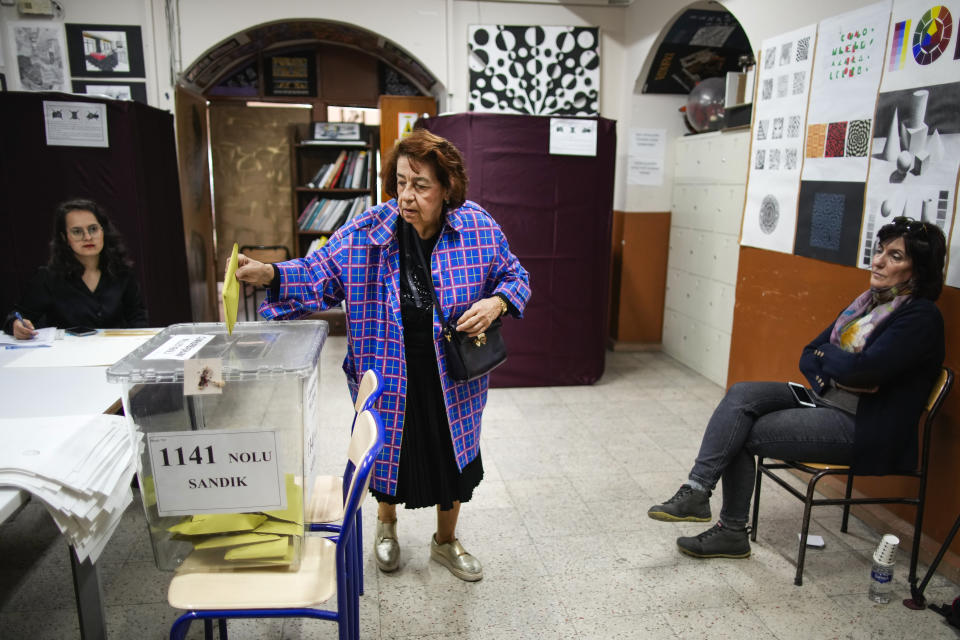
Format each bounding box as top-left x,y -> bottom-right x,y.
549,118 -> 597,156
43,100 -> 108,148
147,429 -> 286,517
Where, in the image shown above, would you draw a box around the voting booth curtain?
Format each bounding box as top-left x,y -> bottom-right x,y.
422,113 -> 616,387
0,91 -> 191,327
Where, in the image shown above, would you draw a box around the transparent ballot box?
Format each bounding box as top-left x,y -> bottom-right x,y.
107,321 -> 328,571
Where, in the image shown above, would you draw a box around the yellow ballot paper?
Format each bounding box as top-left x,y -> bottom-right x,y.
254,520 -> 303,536
193,532 -> 281,550
224,536 -> 289,561
263,475 -> 304,525
222,242 -> 240,335
168,513 -> 267,536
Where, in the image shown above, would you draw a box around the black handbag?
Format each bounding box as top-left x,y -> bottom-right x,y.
411,225 -> 507,382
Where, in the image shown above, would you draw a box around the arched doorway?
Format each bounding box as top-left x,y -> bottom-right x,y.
175,19 -> 440,322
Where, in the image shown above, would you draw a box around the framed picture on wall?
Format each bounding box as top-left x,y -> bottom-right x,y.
65,24 -> 145,78
8,21 -> 70,91
72,80 -> 147,104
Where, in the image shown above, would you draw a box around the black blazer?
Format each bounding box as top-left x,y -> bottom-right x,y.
4,266 -> 148,334
799,298 -> 944,474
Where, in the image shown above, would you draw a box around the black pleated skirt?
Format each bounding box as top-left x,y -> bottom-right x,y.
371,304 -> 483,511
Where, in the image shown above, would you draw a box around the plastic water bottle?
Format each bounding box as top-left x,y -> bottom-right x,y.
868,534 -> 899,604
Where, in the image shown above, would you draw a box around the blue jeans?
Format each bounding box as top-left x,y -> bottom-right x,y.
689,381 -> 856,529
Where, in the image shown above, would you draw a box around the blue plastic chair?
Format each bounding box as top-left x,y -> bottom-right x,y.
167,409 -> 386,640
308,369 -> 384,595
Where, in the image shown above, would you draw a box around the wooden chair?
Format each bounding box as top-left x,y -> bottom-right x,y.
167,409 -> 385,640
238,245 -> 291,321
750,367 -> 953,586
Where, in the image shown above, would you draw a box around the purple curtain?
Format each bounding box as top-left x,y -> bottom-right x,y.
423,113 -> 615,386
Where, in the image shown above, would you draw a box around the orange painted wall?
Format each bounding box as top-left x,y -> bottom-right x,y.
610,211 -> 671,343
729,247 -> 960,570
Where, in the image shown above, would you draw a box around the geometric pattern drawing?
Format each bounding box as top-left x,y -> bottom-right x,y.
810,192 -> 846,251
762,78 -> 774,100
796,36 -> 811,62
792,71 -> 806,95
844,119 -> 871,157
788,115 -> 802,138
468,25 -> 600,115
825,121 -> 848,157
772,117 -> 784,139
806,123 -> 827,157
759,194 -> 780,234
757,119 -> 769,140
765,47 -> 776,69
785,148 -> 798,170
780,42 -> 792,66
768,148 -> 782,170
777,74 -> 789,98
755,149 -> 766,169
912,6 -> 953,65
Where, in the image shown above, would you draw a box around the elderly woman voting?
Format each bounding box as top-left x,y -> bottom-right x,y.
234,129 -> 531,581
648,217 -> 946,559
4,198 -> 148,339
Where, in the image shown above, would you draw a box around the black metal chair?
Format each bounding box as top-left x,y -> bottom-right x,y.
750,367 -> 953,586
238,245 -> 290,321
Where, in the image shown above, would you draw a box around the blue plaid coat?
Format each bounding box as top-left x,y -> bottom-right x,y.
260,199 -> 531,495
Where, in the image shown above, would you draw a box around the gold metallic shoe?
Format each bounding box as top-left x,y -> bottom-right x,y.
374,519 -> 400,572
430,534 -> 483,581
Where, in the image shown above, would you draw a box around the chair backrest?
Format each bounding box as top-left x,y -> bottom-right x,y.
354,369 -> 384,413
339,409 -> 385,542
239,244 -> 291,265
918,367 -> 953,471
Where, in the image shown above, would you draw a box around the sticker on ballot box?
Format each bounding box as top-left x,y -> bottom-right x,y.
147,429 -> 287,517
144,334 -> 216,360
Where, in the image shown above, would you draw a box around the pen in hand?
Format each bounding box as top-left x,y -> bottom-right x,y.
13,311 -> 38,339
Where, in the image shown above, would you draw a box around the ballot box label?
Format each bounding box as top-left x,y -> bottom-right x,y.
147,430 -> 286,516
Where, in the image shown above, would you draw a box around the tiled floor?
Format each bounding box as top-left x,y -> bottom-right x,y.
2,339 -> 959,638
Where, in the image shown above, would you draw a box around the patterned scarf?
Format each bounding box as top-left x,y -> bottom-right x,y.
829,285 -> 912,353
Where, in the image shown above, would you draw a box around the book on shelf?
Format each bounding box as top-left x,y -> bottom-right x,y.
304,235 -> 329,257
297,196 -> 319,225
324,151 -> 348,188
306,165 -> 328,189
338,151 -> 358,189
300,198 -> 325,230
351,151 -> 368,189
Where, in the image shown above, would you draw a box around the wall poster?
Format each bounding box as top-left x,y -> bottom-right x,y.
795,2 -> 891,266
860,0 -> 960,287
8,21 -> 68,91
741,24 -> 817,254
468,25 -> 599,116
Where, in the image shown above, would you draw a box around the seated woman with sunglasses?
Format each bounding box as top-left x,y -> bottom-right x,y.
647,217 -> 946,559
4,198 -> 148,339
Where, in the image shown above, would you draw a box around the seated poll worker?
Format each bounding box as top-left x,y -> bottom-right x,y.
4,198 -> 148,338
233,129 -> 531,581
647,217 -> 946,559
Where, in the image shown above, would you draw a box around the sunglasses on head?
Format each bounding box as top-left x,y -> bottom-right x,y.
891,216 -> 928,237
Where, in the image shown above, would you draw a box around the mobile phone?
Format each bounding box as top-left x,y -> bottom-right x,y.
788,381 -> 816,408
65,326 -> 97,336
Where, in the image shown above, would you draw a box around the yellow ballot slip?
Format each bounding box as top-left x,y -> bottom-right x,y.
222,242 -> 240,335
193,532 -> 281,550
254,519 -> 303,536
263,475 -> 304,525
168,512 -> 267,536
224,536 -> 289,561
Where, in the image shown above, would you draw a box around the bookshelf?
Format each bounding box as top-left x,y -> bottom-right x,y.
290,122 -> 378,257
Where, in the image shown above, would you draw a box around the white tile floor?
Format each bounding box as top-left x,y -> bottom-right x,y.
2,338 -> 959,638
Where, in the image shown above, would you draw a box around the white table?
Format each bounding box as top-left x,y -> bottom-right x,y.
0,330 -> 155,640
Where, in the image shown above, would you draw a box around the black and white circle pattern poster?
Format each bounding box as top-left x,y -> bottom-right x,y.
468,25 -> 600,116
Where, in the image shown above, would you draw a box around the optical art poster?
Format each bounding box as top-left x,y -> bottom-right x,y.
468,25 -> 600,116
795,2 -> 891,265
860,0 -> 960,288
741,24 -> 817,254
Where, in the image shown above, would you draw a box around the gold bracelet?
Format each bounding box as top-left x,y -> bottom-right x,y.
497,296 -> 508,316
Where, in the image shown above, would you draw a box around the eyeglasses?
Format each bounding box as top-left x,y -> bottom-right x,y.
67,224 -> 103,240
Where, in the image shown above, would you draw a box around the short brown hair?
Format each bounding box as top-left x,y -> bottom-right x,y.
382,128 -> 468,208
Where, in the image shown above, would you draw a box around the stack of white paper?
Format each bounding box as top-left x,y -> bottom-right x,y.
0,414 -> 140,563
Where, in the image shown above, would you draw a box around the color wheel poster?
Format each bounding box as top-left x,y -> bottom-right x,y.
742,24 -> 817,255
859,0 -> 960,287
794,3 -> 890,266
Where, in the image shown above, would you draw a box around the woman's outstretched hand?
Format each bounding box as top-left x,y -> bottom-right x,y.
233,253 -> 275,287
455,297 -> 502,337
